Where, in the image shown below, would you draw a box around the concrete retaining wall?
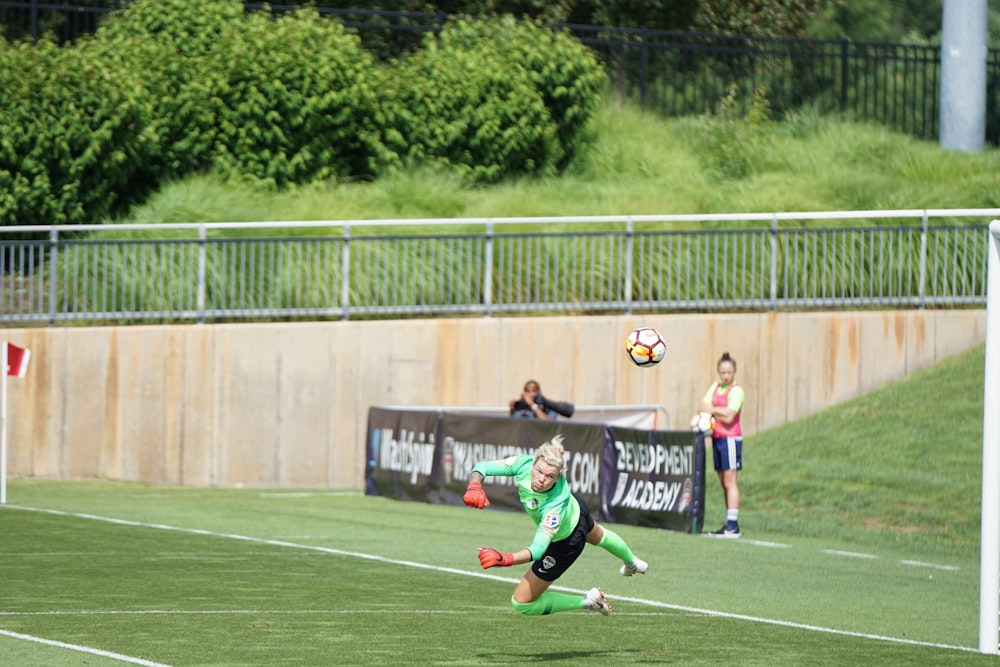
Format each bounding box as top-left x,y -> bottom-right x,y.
2,309 -> 985,489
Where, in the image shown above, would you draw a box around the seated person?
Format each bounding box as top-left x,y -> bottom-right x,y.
509,380 -> 574,420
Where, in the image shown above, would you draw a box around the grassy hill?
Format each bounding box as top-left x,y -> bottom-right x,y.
740,344 -> 987,560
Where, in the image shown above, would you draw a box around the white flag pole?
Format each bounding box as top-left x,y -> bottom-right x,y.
1,341 -> 8,505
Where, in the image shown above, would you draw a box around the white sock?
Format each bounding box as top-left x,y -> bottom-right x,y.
727,509 -> 739,524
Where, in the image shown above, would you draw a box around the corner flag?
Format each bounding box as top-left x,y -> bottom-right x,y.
2,341 -> 30,504
6,343 -> 30,378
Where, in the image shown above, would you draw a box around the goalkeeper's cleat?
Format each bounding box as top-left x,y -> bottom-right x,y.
584,587 -> 611,616
619,557 -> 648,577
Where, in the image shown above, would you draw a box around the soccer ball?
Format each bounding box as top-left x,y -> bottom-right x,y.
625,327 -> 666,367
690,412 -> 716,434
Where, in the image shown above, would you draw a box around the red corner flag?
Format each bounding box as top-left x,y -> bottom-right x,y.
2,341 -> 29,504
6,343 -> 30,378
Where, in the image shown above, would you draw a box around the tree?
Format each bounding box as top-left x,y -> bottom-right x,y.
689,0 -> 827,38
305,0 -> 823,38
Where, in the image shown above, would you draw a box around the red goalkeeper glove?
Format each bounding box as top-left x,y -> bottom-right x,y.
477,546 -> 515,569
463,480 -> 490,509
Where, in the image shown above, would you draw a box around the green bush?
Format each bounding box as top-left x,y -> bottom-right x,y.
434,16 -> 607,168
81,0 -> 247,181
0,37 -> 156,226
85,1 -> 390,189
209,8 -> 389,189
92,0 -> 244,57
377,35 -> 561,183
1,5 -> 607,226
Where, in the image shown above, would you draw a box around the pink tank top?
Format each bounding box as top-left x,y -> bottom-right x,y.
711,384 -> 742,438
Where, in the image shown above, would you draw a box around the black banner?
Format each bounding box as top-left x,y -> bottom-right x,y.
437,416 -> 605,513
602,426 -> 706,534
365,408 -> 705,534
365,407 -> 441,502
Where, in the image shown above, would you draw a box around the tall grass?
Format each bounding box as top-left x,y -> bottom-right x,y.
114,97 -> 1000,225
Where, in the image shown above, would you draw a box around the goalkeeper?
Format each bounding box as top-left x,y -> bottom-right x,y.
463,434 -> 648,616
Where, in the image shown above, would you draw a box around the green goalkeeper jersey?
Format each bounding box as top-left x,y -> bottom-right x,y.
472,454 -> 581,560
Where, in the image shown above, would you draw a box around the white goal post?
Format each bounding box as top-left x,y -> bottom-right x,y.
981,219 -> 1000,654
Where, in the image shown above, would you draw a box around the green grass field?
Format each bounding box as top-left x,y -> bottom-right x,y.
0,484 -> 993,666
0,346 -> 996,665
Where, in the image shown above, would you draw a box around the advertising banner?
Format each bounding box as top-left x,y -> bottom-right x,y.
602,426 -> 705,534
365,407 -> 441,502
437,415 -> 605,514
365,408 -> 705,534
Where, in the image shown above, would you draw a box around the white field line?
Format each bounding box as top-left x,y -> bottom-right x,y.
901,560 -> 961,571
741,539 -> 791,548
257,491 -> 363,498
820,549 -> 963,572
746,540 -> 959,571
822,549 -> 880,559
0,608 -> 675,617
0,628 -> 172,667
2,505 -> 978,655
0,609 -> 468,617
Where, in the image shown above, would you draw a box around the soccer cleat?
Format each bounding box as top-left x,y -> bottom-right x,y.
584,587 -> 611,615
619,557 -> 648,577
708,525 -> 742,539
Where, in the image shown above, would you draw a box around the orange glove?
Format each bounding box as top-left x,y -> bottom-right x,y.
477,546 -> 515,569
463,480 -> 490,509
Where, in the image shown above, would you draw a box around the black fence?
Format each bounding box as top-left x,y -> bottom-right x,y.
572,26 -> 967,142
2,1 -> 998,143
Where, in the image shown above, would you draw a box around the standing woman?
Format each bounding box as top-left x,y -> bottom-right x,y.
698,351 -> 745,538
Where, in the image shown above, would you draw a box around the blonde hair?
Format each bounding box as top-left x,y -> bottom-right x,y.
534,434 -> 566,471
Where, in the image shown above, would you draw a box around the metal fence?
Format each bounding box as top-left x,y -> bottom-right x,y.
571,27 -> 974,142
2,3 -> 998,143
1,210 -> 997,326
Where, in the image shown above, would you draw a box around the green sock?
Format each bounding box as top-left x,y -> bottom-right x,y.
598,527 -> 635,563
510,591 -> 586,616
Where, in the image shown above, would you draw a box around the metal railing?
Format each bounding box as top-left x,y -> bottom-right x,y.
0,209 -> 997,325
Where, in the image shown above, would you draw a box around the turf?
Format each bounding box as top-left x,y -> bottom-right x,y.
0,345 -> 995,665
0,482 -> 993,666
